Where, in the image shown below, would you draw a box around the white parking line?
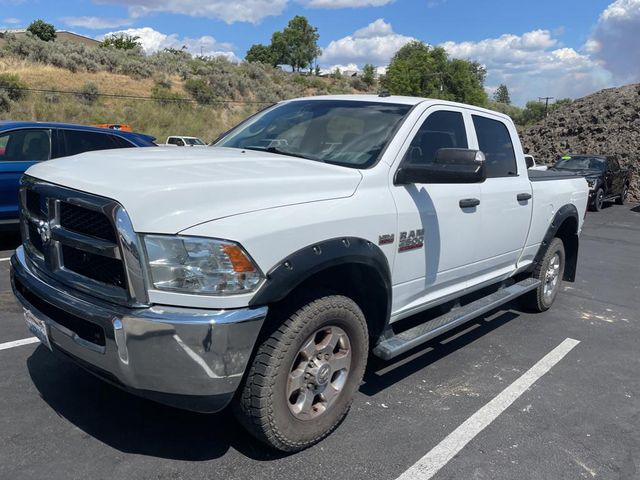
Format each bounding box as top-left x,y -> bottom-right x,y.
0,337 -> 40,351
0,257 -> 11,262
396,338 -> 581,480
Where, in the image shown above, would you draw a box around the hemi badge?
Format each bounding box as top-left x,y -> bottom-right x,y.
378,234 -> 395,245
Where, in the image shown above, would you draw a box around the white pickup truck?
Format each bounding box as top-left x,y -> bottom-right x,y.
165,135 -> 206,147
11,95 -> 588,452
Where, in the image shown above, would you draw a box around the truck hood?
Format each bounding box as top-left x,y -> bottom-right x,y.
26,147 -> 363,233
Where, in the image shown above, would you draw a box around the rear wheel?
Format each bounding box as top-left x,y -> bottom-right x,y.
590,188 -> 605,211
616,184 -> 628,205
234,295 -> 368,452
521,237 -> 565,312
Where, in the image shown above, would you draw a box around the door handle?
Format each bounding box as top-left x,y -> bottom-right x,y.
517,193 -> 532,202
459,198 -> 480,208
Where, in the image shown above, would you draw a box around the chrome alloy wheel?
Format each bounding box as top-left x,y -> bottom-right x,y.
543,253 -> 561,301
287,326 -> 352,420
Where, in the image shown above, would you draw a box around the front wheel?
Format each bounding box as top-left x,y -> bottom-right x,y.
590,188 -> 605,211
521,237 -> 565,312
234,295 -> 368,452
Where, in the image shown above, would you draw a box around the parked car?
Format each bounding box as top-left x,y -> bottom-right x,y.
11,96 -> 588,452
0,122 -> 156,225
553,154 -> 630,211
165,136 -> 206,147
524,154 -> 548,171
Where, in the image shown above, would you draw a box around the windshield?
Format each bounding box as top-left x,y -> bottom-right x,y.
216,100 -> 412,168
554,156 -> 606,171
186,138 -> 205,145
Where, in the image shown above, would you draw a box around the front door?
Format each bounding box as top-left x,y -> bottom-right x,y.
0,129 -> 51,222
390,107 -> 482,319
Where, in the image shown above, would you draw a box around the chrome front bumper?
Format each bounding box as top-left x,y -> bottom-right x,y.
10,246 -> 267,412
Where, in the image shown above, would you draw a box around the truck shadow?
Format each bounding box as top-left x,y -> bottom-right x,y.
0,226 -> 21,251
26,347 -> 288,461
361,309 -> 519,396
631,204 -> 640,213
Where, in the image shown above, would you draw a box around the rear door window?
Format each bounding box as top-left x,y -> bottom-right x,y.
62,130 -> 122,156
0,129 -> 51,162
109,135 -> 135,148
404,110 -> 468,165
472,115 -> 517,178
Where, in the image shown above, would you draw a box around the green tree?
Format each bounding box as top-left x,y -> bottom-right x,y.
383,41 -> 488,106
245,44 -> 276,66
362,63 -> 376,88
281,16 -> 321,72
101,34 -> 142,50
521,101 -> 546,125
493,84 -> 511,104
27,19 -> 56,42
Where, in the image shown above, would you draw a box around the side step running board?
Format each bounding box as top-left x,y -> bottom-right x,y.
373,278 -> 541,360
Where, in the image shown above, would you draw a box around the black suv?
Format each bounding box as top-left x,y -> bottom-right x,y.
553,155 -> 631,211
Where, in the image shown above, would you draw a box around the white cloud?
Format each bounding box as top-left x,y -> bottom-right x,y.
304,0 -> 394,8
320,19 -> 415,69
96,0 -> 288,24
62,16 -> 133,29
588,0 -> 640,82
2,17 -> 20,24
442,29 -> 613,105
101,27 -> 238,61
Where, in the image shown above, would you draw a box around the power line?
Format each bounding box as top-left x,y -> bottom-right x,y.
2,86 -> 274,105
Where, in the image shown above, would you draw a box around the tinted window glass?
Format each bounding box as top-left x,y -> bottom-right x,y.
63,130 -> 119,156
0,129 -> 51,162
472,115 -> 517,178
110,135 -> 134,148
405,111 -> 468,165
217,100 -> 412,168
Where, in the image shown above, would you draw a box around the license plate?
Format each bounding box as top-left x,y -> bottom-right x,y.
24,308 -> 52,351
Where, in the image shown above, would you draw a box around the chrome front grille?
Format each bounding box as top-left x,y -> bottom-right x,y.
19,176 -> 148,307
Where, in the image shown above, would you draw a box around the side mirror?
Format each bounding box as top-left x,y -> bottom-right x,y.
524,155 -> 535,169
395,148 -> 486,185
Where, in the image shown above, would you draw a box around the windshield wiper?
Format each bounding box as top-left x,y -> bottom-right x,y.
242,146 -> 321,162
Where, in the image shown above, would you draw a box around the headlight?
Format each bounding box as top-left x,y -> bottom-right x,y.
142,235 -> 263,295
586,179 -> 597,189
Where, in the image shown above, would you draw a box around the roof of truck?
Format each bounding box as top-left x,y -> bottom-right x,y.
282,94 -> 512,120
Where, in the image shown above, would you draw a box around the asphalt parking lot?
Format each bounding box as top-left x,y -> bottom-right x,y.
1,204 -> 639,480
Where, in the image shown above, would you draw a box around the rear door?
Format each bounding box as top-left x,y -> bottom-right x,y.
0,129 -> 51,222
467,113 -> 532,283
390,106 -> 482,316
60,129 -> 133,156
607,157 -> 623,195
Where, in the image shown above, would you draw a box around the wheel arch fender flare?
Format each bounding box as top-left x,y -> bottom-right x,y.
249,237 -> 392,319
533,204 -> 580,282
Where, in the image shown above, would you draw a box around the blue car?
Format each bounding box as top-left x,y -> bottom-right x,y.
0,122 -> 156,225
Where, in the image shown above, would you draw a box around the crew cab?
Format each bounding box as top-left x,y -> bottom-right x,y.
165,135 -> 206,147
10,96 -> 588,452
552,154 -> 630,211
0,122 -> 156,225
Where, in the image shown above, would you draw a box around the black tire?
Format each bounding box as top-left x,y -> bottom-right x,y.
590,188 -> 605,211
234,295 -> 369,452
521,237 -> 565,313
615,184 -> 628,205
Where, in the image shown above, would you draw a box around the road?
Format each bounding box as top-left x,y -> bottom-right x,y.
1,204 -> 639,480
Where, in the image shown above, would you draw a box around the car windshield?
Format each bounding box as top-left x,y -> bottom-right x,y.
554,156 -> 606,171
186,138 -> 205,146
216,100 -> 413,168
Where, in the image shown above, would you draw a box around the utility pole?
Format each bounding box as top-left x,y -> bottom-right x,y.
538,96 -> 554,120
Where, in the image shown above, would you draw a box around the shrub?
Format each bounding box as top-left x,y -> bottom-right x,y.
0,90 -> 11,112
184,77 -> 216,105
0,73 -> 27,101
27,19 -> 56,42
78,81 -> 99,104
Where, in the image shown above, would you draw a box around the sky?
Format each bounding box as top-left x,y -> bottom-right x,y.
1,0 -> 639,105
